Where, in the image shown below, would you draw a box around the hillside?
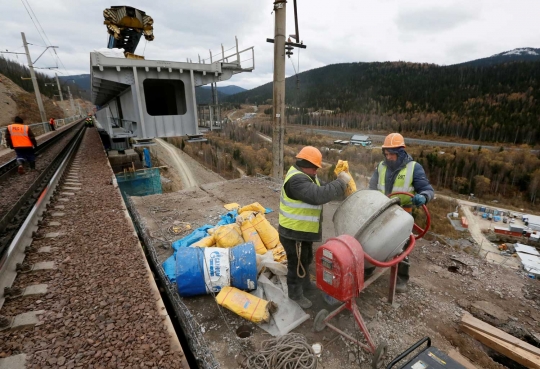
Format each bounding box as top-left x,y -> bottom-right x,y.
195,85 -> 246,104
455,47 -> 540,67
0,73 -> 64,126
226,48 -> 540,145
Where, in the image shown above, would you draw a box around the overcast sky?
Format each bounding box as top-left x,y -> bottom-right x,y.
2,0 -> 540,90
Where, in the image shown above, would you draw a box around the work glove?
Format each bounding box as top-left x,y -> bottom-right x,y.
412,194 -> 427,206
337,171 -> 352,185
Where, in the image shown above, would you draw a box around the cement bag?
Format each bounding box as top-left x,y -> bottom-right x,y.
272,243 -> 287,263
240,219 -> 267,255
192,235 -> 215,248
216,286 -> 272,323
237,210 -> 257,224
334,160 -> 357,196
251,213 -> 279,249
214,224 -> 244,248
239,202 -> 266,214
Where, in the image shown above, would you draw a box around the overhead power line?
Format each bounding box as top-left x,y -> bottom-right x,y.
19,0 -> 68,73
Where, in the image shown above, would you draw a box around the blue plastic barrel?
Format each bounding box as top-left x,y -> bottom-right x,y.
175,247 -> 208,297
176,242 -> 257,297
230,242 -> 258,291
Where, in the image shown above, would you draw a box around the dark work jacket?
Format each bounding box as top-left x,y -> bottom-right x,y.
368,152 -> 434,202
278,164 -> 346,242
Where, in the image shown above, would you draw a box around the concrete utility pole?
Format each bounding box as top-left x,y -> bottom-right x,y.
21,32 -> 47,122
272,0 -> 286,180
67,86 -> 75,116
55,73 -> 63,101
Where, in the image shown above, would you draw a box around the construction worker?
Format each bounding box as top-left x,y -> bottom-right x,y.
5,116 -> 38,174
49,117 -> 56,131
369,133 -> 434,293
279,146 -> 352,308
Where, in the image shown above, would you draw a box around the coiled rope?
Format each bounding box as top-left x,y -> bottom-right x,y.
243,333 -> 317,369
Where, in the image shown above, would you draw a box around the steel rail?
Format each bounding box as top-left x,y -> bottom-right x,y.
0,119 -> 84,179
0,125 -> 85,310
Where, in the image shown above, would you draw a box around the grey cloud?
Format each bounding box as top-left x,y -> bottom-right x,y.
396,6 -> 477,34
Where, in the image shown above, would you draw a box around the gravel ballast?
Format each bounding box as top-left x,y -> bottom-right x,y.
0,128 -> 186,368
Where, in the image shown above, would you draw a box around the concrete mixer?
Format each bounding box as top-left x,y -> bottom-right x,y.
313,190 -> 431,369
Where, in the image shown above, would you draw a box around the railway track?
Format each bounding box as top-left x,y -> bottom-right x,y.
0,122 -> 85,311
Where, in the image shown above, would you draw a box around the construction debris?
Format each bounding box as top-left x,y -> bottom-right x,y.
460,313 -> 540,369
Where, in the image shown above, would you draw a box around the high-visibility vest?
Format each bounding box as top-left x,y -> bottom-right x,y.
279,166 -> 323,233
49,119 -> 55,126
7,124 -> 33,148
377,161 -> 416,207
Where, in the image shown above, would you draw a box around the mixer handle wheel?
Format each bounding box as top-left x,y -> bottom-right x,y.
372,342 -> 388,369
388,192 -> 431,240
313,309 -> 329,332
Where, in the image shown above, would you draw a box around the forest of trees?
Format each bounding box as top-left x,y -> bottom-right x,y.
227,61 -> 540,145
0,56 -> 85,99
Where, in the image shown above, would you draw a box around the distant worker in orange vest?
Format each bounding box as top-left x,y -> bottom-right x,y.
49,117 -> 56,131
5,116 -> 38,174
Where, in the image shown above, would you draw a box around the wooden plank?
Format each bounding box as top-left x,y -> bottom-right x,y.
447,349 -> 478,369
461,313 -> 540,356
461,325 -> 540,369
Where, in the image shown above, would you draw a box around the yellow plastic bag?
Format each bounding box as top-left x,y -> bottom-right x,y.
251,213 -> 279,250
237,210 -> 257,224
216,286 -> 271,323
214,224 -> 244,248
334,160 -> 357,196
192,235 -> 215,248
224,203 -> 240,211
239,202 -> 266,214
272,243 -> 287,263
240,219 -> 267,255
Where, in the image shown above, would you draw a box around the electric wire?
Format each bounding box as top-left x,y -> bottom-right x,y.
20,0 -> 68,73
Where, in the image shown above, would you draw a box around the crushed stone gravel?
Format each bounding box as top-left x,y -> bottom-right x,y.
0,128 -> 186,368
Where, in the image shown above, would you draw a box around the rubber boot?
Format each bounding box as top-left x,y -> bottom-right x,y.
29,161 -> 36,171
17,165 -> 25,175
292,295 -> 312,309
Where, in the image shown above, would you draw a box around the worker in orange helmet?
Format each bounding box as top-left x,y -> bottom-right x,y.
5,116 -> 38,174
369,133 -> 434,293
279,146 -> 352,308
48,117 -> 56,131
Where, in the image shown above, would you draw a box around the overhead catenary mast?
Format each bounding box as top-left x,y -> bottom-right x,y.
269,0 -> 306,180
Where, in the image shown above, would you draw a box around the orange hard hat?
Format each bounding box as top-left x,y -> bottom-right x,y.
382,133 -> 405,148
296,146 -> 322,168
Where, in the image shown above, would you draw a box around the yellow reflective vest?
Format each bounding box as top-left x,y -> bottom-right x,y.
377,161 -> 416,207
279,167 -> 323,233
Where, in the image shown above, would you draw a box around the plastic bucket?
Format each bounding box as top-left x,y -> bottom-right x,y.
176,242 -> 257,297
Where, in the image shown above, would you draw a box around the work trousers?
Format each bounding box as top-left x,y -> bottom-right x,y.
280,236 -> 313,300
14,148 -> 36,168
49,124 -> 55,131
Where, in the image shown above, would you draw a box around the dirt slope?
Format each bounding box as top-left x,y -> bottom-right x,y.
0,73 -> 94,126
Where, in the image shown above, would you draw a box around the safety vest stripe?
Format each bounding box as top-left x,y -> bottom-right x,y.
279,195 -> 323,210
279,209 -> 320,223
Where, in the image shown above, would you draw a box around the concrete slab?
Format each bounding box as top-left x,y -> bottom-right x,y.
10,310 -> 45,330
0,354 -> 27,369
58,198 -> 69,202
60,192 -> 75,196
64,182 -> 81,186
48,221 -> 61,226
54,205 -> 65,209
37,246 -> 52,253
32,261 -> 56,271
22,284 -> 48,297
44,232 -> 60,238
63,187 -> 81,191
51,212 -> 65,217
